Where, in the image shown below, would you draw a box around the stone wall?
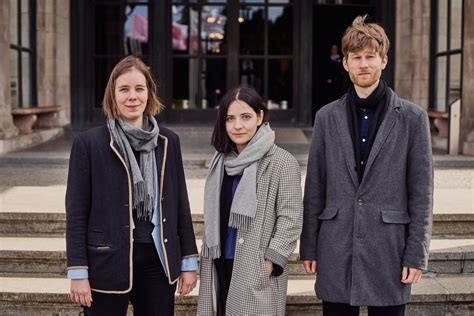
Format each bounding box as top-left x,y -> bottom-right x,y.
0,0 -> 70,142
0,1 -> 19,139
394,0 -> 431,109
36,0 -> 70,125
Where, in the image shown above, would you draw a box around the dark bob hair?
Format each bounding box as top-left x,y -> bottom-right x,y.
211,86 -> 269,153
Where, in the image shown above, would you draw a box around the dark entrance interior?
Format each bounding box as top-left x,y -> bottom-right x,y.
312,4 -> 376,118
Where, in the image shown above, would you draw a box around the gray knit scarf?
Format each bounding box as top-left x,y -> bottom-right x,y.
202,122 -> 275,259
107,115 -> 159,221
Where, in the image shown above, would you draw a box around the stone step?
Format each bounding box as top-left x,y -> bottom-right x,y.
1,211 -> 473,238
1,237 -> 473,277
0,274 -> 473,315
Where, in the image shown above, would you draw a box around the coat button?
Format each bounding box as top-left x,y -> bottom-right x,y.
161,197 -> 164,201
162,218 -> 166,223
238,238 -> 244,244
164,238 -> 168,243
358,199 -> 363,206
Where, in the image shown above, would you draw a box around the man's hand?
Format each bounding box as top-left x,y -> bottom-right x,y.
177,271 -> 197,296
401,266 -> 422,284
303,260 -> 317,275
70,279 -> 92,307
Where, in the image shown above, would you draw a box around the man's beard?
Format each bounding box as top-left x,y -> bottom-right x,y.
349,69 -> 382,88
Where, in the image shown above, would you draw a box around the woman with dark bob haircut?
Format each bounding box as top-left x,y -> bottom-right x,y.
197,86 -> 304,315
66,55 -> 198,315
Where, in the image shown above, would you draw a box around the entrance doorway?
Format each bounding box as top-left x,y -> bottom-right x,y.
312,4 -> 375,118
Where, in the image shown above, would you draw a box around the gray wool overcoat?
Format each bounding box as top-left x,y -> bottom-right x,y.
300,89 -> 433,306
197,145 -> 303,315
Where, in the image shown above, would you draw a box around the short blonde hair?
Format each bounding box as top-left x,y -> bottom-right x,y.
341,15 -> 390,58
102,55 -> 164,118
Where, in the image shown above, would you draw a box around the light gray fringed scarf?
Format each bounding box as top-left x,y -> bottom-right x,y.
107,115 -> 159,221
202,122 -> 275,259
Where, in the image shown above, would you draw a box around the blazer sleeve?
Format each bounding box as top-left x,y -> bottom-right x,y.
173,134 -> 199,258
403,110 -> 433,270
265,154 -> 303,275
65,135 -> 92,269
300,112 -> 327,261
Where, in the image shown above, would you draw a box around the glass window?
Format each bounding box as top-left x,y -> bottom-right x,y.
239,58 -> 264,96
202,58 -> 226,108
9,0 -> 36,108
437,0 -> 448,52
431,0 -> 463,112
268,59 -> 292,109
450,0 -> 462,50
10,0 -> 18,45
239,6 -> 265,55
172,5 -> 199,55
201,6 -> 227,55
435,56 -> 447,111
10,50 -> 19,107
171,1 -> 295,110
448,53 -> 461,104
268,6 -> 292,55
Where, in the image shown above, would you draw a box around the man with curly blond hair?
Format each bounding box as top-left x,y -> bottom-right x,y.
300,15 -> 433,316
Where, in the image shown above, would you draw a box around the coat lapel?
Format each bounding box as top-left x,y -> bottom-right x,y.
334,100 -> 359,188
156,135 -> 168,196
256,145 -> 275,181
361,91 -> 400,182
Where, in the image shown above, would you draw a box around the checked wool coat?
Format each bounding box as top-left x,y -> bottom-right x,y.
197,145 -> 303,315
300,89 -> 433,306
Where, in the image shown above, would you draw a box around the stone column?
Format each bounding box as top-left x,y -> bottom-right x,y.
461,0 -> 474,155
394,0 -> 430,109
0,1 -> 19,139
36,0 -> 70,126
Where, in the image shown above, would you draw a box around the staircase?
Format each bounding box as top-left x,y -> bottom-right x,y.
0,167 -> 473,315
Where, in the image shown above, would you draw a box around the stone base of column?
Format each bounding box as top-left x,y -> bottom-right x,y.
462,131 -> 474,156
0,115 -> 19,139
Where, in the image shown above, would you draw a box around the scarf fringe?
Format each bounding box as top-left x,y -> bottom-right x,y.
228,212 -> 252,231
202,244 -> 221,259
133,181 -> 154,221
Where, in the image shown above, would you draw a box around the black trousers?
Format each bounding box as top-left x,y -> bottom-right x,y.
84,243 -> 177,316
214,258 -> 234,316
323,301 -> 406,316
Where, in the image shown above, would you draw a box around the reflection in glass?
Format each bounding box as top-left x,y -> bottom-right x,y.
203,59 -> 226,108
240,6 -> 265,55
268,59 -> 292,109
172,5 -> 199,55
10,0 -> 17,45
450,0 -> 462,50
21,0 -> 29,49
21,52 -> 30,106
124,5 -> 149,55
437,0 -> 448,52
435,56 -> 447,111
240,0 -> 265,3
239,59 -> 264,97
10,50 -> 19,107
201,6 -> 227,55
268,6 -> 292,55
449,54 -> 461,104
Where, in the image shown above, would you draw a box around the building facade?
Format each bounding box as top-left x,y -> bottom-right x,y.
1,0 -> 473,154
